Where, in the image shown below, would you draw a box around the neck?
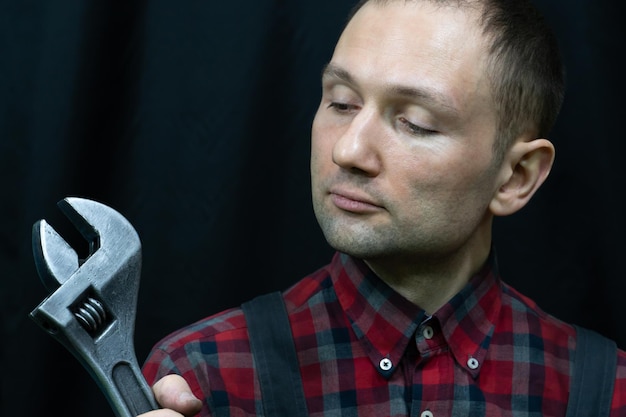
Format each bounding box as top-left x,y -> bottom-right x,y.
364,244 -> 491,315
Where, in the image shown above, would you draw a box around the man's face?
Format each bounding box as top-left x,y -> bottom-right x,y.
311,1 -> 502,264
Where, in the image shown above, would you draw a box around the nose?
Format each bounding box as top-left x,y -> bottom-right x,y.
332,109 -> 381,176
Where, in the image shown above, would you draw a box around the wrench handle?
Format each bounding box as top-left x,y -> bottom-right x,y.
30,304 -> 159,417
110,362 -> 159,415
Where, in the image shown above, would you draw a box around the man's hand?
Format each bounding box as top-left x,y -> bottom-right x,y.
138,374 -> 203,417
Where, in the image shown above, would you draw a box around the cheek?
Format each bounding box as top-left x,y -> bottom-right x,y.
310,120 -> 330,183
310,114 -> 336,169
397,150 -> 496,201
310,126 -> 322,167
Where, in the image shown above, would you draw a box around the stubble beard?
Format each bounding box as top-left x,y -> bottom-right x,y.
314,200 -> 401,260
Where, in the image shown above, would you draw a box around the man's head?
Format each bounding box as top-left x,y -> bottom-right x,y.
309,0 -> 559,280
347,0 -> 565,162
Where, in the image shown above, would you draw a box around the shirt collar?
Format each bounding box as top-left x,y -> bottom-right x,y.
330,250 -> 501,379
435,250 -> 501,378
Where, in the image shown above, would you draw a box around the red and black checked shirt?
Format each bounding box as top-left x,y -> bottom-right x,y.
142,251 -> 626,416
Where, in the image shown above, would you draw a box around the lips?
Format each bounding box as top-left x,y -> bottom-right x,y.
329,188 -> 383,213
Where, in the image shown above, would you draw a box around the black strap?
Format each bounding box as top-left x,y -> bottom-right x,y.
241,291 -> 308,417
565,325 -> 617,417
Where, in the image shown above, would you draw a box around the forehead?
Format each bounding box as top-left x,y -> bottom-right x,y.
330,1 -> 492,113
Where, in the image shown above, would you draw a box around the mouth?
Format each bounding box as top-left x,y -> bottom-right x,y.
329,188 -> 383,214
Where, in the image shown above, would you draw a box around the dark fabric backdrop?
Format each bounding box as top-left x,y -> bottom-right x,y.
1,1 -> 624,416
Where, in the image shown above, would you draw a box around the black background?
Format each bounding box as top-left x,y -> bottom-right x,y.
1,1 -> 624,416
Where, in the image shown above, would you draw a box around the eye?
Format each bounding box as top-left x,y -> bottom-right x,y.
327,102 -> 358,113
398,116 -> 437,136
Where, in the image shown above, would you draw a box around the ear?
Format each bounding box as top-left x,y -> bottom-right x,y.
489,138 -> 555,216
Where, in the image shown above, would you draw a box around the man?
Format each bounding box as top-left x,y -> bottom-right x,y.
140,0 -> 626,415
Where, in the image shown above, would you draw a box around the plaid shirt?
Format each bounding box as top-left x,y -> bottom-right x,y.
142,251 -> 626,416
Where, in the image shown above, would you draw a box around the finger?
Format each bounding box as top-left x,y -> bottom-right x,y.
152,374 -> 203,416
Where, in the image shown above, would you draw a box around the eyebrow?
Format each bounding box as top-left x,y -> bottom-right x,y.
321,63 -> 460,117
322,63 -> 355,85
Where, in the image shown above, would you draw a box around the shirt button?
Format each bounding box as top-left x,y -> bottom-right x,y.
467,357 -> 479,370
422,325 -> 434,339
421,410 -> 434,417
379,358 -> 393,371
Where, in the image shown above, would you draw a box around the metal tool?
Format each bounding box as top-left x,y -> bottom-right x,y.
30,197 -> 158,417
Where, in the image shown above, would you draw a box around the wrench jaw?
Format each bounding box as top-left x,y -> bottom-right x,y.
30,197 -> 158,417
32,220 -> 80,293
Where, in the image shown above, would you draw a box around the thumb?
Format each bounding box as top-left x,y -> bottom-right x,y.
153,374 -> 203,416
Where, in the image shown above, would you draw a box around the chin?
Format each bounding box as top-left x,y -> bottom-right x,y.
324,234 -> 378,259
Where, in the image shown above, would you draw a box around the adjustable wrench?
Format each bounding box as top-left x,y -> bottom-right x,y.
30,197 -> 158,416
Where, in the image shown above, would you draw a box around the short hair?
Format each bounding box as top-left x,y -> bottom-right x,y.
345,0 -> 565,162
